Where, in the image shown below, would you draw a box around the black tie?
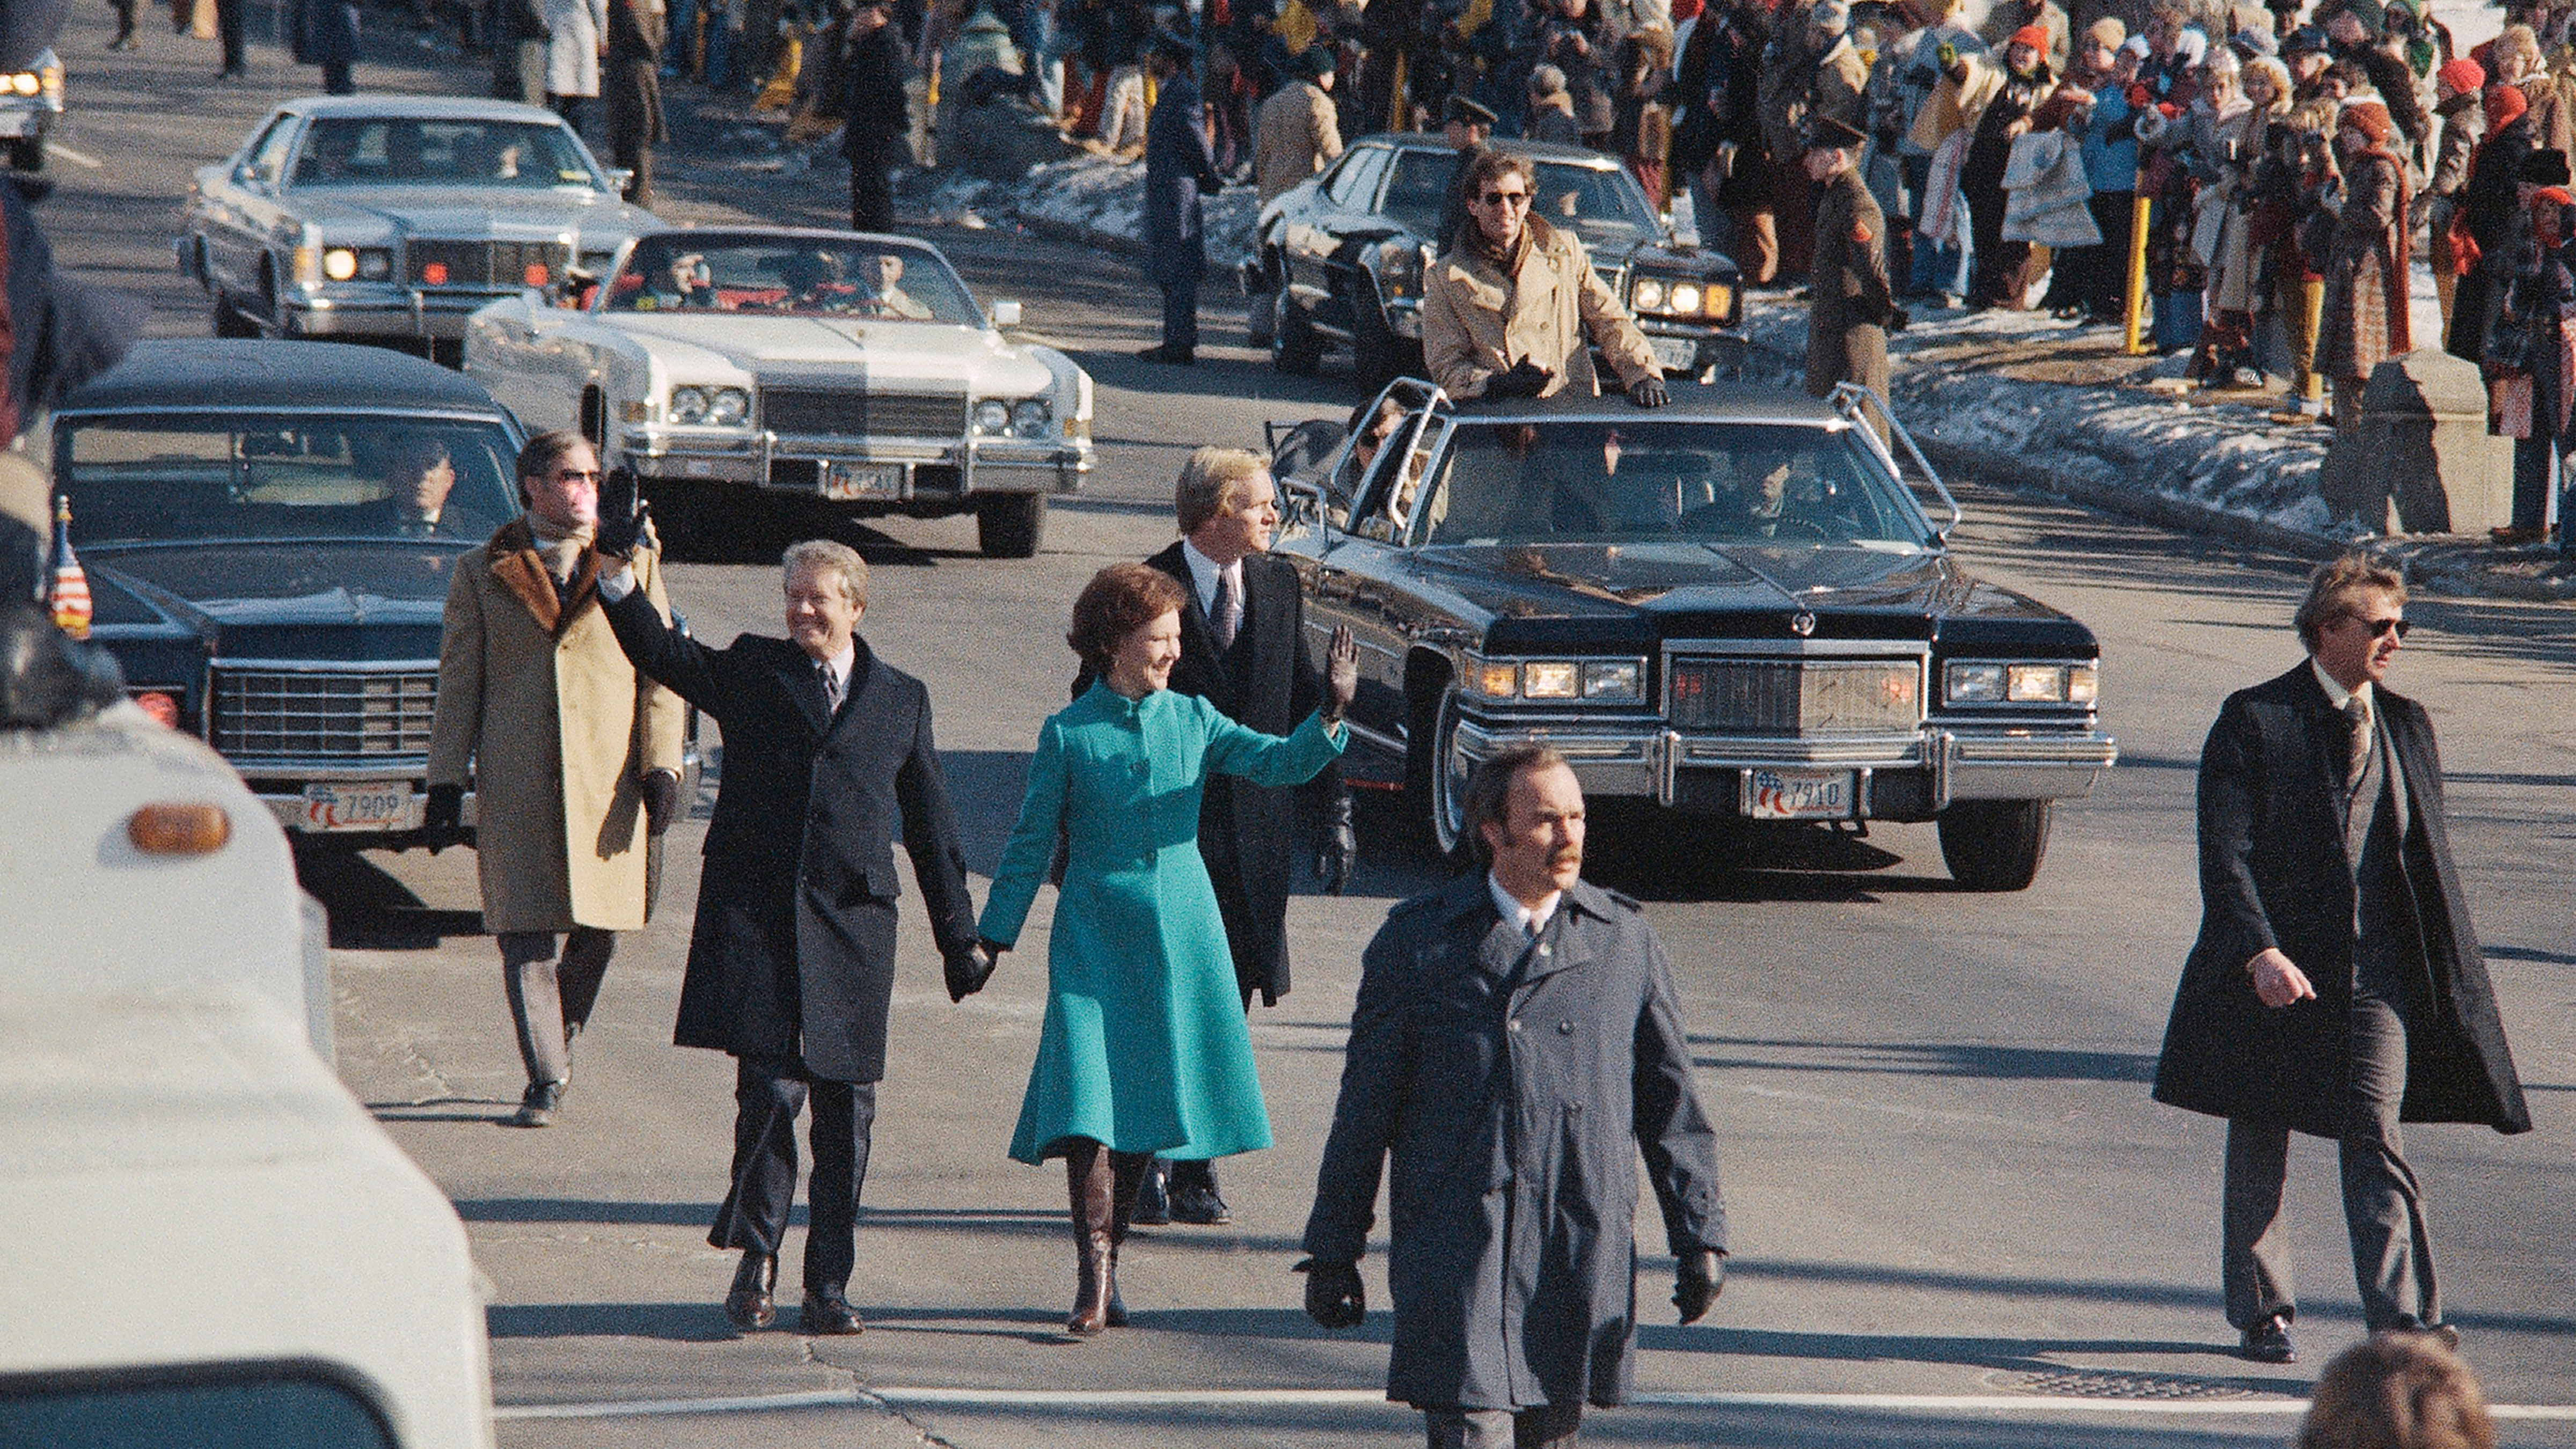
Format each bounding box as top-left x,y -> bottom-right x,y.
1210,568 -> 1238,651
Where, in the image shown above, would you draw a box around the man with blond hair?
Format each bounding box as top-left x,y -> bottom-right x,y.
2154,553 -> 2528,1366
1073,445 -> 1354,1226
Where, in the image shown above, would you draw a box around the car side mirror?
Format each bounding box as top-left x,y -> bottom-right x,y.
990,299 -> 1023,327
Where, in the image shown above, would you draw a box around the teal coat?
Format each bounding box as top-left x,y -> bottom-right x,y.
980,682 -> 1346,1165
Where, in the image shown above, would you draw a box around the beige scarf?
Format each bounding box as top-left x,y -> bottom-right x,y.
524,510 -> 596,583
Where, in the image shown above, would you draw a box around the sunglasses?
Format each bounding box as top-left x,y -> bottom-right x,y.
553,468 -> 603,482
1479,189 -> 1533,207
2341,614 -> 2410,639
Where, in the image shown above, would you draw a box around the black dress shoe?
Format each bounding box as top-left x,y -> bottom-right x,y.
724,1250 -> 777,1331
506,1080 -> 564,1128
1167,1181 -> 1231,1226
2240,1314 -> 2296,1364
801,1285 -> 864,1335
1131,1163 -> 1170,1226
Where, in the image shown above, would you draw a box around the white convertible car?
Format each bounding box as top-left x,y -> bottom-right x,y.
464,228 -> 1092,558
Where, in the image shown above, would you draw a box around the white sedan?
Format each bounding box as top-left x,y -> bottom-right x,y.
465,228 -> 1092,558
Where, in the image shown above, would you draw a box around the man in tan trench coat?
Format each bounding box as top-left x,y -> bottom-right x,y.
1421,148 -> 1670,406
428,430 -> 687,1128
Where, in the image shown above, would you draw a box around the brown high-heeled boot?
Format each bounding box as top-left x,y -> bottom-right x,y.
1104,1150 -> 1151,1328
1064,1140 -> 1116,1336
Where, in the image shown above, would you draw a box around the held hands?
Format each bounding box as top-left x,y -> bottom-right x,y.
2248,948 -> 2317,1009
1298,1258 -> 1366,1329
1483,357 -> 1555,399
946,939 -> 1001,1003
641,768 -> 683,836
1673,1249 -> 1723,1323
1323,625 -> 1359,723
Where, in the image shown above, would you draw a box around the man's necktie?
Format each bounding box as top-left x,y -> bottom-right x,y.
1210,567 -> 1239,650
2344,696 -> 2371,791
817,660 -> 841,714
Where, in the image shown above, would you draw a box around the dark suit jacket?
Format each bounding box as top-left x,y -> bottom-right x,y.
2153,662 -> 2530,1138
839,25 -> 909,153
602,587 -> 976,1082
1144,75 -> 1223,284
1073,541 -> 1342,1004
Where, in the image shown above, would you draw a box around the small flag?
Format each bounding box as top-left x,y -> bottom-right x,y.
48,494 -> 89,640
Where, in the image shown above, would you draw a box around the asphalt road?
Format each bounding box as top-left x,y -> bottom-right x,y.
40,17 -> 2576,1445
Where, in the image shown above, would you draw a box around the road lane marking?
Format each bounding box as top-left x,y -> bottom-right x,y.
494,1387 -> 2576,1422
43,141 -> 101,170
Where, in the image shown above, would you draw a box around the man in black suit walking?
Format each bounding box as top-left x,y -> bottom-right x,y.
839,0 -> 906,232
1079,445 -> 1356,1226
595,531 -> 983,1337
2154,553 -> 2530,1366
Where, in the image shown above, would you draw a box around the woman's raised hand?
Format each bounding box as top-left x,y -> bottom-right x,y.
1323,626 -> 1359,723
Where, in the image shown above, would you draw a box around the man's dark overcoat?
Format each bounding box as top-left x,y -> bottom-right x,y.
838,21 -> 909,162
2153,663 -> 2530,1140
604,0 -> 667,144
601,588 -> 977,1082
1304,875 -> 1728,1413
1144,73 -> 1223,287
1073,541 -> 1342,1004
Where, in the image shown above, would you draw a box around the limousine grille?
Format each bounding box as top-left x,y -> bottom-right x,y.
762,387 -> 967,438
211,668 -> 439,760
1667,657 -> 1922,736
407,239 -> 572,288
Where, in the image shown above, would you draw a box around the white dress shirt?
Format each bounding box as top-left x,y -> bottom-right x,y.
1488,873 -> 1562,940
1180,537 -> 1245,641
2309,658 -> 2374,717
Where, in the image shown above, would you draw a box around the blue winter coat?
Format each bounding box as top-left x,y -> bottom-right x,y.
2079,82 -> 2139,195
979,683 -> 1344,1165
1143,74 -> 1223,286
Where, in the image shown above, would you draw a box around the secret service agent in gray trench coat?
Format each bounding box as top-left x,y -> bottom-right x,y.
1304,875 -> 1728,1413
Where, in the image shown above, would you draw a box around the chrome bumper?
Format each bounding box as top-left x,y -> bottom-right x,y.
232,764 -> 478,839
620,426 -> 1090,499
279,288 -> 522,341
1448,716 -> 2117,814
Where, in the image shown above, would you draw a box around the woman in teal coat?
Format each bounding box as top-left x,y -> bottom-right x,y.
971,562 -> 1356,1336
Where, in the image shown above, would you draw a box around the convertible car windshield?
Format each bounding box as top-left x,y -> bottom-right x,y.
607,237 -> 982,323
1414,421 -> 1928,547
60,415 -> 521,544
1379,151 -> 1660,248
290,118 -> 599,189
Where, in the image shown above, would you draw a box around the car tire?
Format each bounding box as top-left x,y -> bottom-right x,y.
977,494 -> 1046,559
9,138 -> 42,173
1406,685 -> 1473,864
211,291 -> 259,338
1936,799 -> 2053,891
1271,291 -> 1322,376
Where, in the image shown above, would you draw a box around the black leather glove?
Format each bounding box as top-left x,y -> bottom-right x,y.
1673,1249 -> 1723,1323
423,782 -> 464,853
641,767 -> 682,836
1298,1258 -> 1366,1329
1629,375 -> 1671,408
593,496 -> 650,561
1314,790 -> 1357,895
945,942 -> 997,1002
1482,357 -> 1554,399
1885,305 -> 1911,333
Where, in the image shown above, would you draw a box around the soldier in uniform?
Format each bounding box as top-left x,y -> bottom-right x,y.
1802,114 -> 1905,425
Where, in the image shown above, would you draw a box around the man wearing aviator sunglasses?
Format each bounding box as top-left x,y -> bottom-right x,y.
2153,553 -> 2529,1368
1421,148 -> 1670,407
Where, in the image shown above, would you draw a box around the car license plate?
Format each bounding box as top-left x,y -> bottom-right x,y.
302,782 -> 416,832
1649,335 -> 1700,372
1741,768 -> 1853,821
820,462 -> 903,501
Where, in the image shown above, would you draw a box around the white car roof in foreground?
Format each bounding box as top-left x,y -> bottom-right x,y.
281,94 -> 571,125
0,992 -> 495,1449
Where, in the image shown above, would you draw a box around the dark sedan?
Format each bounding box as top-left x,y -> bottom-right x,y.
1250,134 -> 1744,390
55,340 -> 691,852
1265,379 -> 2117,889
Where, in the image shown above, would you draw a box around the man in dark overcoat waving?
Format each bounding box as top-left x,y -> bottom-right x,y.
595,533 -> 982,1337
1301,745 -> 1726,1449
2154,552 -> 2529,1366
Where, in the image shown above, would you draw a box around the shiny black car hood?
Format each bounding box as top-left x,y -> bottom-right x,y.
85,540 -> 465,660
1396,542 -> 2092,652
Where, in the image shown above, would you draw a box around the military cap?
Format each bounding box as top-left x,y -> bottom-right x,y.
1804,114 -> 1869,152
1443,93 -> 1499,127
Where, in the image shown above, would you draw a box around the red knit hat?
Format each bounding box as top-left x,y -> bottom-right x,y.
2487,83 -> 2529,133
2008,23 -> 2051,52
2436,56 -> 2484,93
2340,98 -> 2394,144
1671,0 -> 1703,18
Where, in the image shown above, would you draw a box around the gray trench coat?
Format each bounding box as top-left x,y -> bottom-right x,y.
1303,875 -> 1728,1413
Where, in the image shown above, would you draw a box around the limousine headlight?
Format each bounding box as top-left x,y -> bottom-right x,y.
706,387 -> 750,426
668,386 -> 709,423
1946,660 -> 2098,705
1467,655 -> 1648,702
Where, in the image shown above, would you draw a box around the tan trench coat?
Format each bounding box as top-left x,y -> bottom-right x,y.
1253,78 -> 1344,204
1422,218 -> 1661,400
428,519 -> 686,933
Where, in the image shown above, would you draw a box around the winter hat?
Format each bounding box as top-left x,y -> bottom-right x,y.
2119,34 -> 2149,61
2336,0 -> 2385,39
2487,82 -> 2530,133
2281,23 -> 2329,56
2435,56 -> 2483,93
2520,147 -> 2571,185
2007,22 -> 2049,52
2339,97 -> 2394,144
1670,0 -> 1703,20
2170,25 -> 2208,67
2087,17 -> 2124,49
2229,25 -> 2275,58
1296,43 -> 1335,78
1528,62 -> 1569,96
